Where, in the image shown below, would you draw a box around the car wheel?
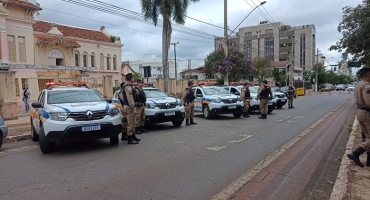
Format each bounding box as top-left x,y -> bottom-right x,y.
0,133 -> 3,149
30,119 -> 39,141
203,105 -> 212,119
39,126 -> 55,154
268,109 -> 273,114
172,120 -> 183,127
277,105 -> 283,109
233,113 -> 242,118
110,135 -> 119,145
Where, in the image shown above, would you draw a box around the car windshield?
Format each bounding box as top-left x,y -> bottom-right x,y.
144,89 -> 168,98
270,87 -> 281,92
47,89 -> 104,104
203,87 -> 229,95
236,86 -> 258,93
280,87 -> 287,92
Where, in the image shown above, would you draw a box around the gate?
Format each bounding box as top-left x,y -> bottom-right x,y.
89,78 -> 103,96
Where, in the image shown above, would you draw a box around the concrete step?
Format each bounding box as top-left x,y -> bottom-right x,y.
8,124 -> 30,137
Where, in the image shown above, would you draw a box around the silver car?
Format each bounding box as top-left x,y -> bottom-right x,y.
0,114 -> 9,148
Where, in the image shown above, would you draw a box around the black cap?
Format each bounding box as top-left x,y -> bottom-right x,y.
357,67 -> 370,78
244,81 -> 250,86
263,80 -> 268,84
188,81 -> 194,86
137,79 -> 144,83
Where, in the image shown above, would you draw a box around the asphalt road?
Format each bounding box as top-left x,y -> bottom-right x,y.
0,91 -> 352,200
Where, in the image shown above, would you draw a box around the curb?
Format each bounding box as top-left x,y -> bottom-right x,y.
329,117 -> 358,200
3,134 -> 31,143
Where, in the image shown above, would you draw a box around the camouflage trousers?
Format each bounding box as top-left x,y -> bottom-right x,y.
243,100 -> 250,113
135,106 -> 145,127
120,106 -> 135,136
185,103 -> 194,119
288,95 -> 294,104
358,110 -> 370,152
259,99 -> 269,114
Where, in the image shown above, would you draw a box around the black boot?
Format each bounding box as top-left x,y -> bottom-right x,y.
140,126 -> 148,133
361,132 -> 367,142
127,136 -> 139,144
185,119 -> 190,126
132,134 -> 141,142
258,114 -> 264,119
135,127 -> 142,134
121,132 -> 128,141
243,112 -> 250,118
367,152 -> 370,167
288,104 -> 291,109
291,103 -> 294,108
190,118 -> 197,125
263,114 -> 267,119
347,147 -> 366,167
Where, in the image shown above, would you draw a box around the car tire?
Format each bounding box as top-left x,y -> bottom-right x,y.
30,119 -> 39,141
268,109 -> 273,114
172,120 -> 183,127
233,113 -> 242,118
0,133 -> 3,149
203,105 -> 212,119
39,126 -> 55,154
276,105 -> 283,109
110,135 -> 119,145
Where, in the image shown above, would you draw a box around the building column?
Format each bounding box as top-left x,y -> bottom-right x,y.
0,71 -> 18,120
102,75 -> 113,98
0,30 -> 8,63
76,73 -> 90,83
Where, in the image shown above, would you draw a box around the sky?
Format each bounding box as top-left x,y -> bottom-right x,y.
35,0 -> 362,74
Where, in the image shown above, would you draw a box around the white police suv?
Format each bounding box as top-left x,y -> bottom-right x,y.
30,82 -> 122,153
193,86 -> 244,119
112,84 -> 185,127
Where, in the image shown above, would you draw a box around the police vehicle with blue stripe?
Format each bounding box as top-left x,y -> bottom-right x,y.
30,82 -> 122,153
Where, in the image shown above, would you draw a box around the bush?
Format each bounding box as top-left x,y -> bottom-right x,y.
216,78 -> 224,86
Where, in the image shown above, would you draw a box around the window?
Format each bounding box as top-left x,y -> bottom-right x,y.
107,54 -> 110,70
18,36 -> 26,62
91,53 -> 95,67
300,33 -> 306,67
245,32 -> 252,36
74,50 -> 80,66
83,52 -> 87,67
265,29 -> 273,34
113,55 -> 117,70
100,53 -> 104,69
7,35 -> 16,62
244,40 -> 252,58
280,51 -> 289,55
48,49 -> 64,66
264,38 -> 274,61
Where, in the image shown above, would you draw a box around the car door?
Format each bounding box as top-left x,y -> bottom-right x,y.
194,88 -> 203,111
33,91 -> 45,134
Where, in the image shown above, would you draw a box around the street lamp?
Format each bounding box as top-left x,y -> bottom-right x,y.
171,42 -> 179,80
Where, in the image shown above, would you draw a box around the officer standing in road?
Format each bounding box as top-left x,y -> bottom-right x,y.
120,73 -> 140,144
347,67 -> 370,167
257,80 -> 273,119
118,82 -> 128,141
134,80 -> 148,133
182,81 -> 197,126
287,83 -> 296,109
240,81 -> 251,118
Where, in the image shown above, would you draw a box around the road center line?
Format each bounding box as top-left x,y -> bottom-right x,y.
228,135 -> 253,143
206,146 -> 227,151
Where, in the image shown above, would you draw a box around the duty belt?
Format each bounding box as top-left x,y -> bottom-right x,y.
245,97 -> 251,99
135,102 -> 144,107
357,106 -> 370,112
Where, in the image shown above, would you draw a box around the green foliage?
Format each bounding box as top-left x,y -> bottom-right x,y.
109,35 -> 117,43
330,4 -> 370,66
303,70 -> 312,81
252,56 -> 269,85
216,78 -> 224,85
133,72 -> 141,80
273,68 -> 288,86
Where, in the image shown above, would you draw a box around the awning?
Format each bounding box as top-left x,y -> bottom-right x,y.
34,34 -> 80,48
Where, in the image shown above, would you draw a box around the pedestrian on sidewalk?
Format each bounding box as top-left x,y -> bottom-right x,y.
347,67 -> 370,167
182,81 -> 197,126
257,80 -> 273,119
240,81 -> 251,118
22,85 -> 31,112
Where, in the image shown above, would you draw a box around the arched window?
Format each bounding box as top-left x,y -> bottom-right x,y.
106,54 -> 111,70
83,52 -> 88,67
113,55 -> 117,70
91,52 -> 95,68
100,53 -> 104,70
74,50 -> 80,67
48,49 -> 64,66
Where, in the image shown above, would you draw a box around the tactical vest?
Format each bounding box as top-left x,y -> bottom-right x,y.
135,87 -> 146,103
120,84 -> 136,105
244,88 -> 251,99
288,86 -> 295,95
260,86 -> 271,99
185,88 -> 195,102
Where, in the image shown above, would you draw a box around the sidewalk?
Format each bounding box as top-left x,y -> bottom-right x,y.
3,103 -> 32,143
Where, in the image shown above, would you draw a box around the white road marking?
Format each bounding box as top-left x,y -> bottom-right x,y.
206,146 -> 227,151
228,135 -> 253,143
276,116 -> 292,122
174,141 -> 184,144
287,116 -> 304,123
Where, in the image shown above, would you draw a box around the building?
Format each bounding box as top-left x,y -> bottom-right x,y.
215,22 -> 316,81
179,67 -> 206,80
125,54 -> 177,81
0,0 -> 123,102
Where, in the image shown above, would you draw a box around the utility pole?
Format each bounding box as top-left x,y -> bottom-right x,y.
224,0 -> 229,85
171,42 -> 179,80
315,48 -> 319,92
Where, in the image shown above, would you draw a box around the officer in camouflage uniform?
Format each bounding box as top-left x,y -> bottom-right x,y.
257,80 -> 273,119
118,83 -> 128,141
134,80 -> 148,133
182,81 -> 197,126
347,67 -> 370,167
240,81 -> 251,118
287,83 -> 296,109
119,73 -> 140,144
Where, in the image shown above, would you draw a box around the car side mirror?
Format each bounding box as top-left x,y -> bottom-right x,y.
32,102 -> 43,108
105,98 -> 113,103
196,94 -> 203,97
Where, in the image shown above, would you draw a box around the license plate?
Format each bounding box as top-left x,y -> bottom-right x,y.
228,106 -> 236,109
281,100 -> 286,102
165,112 -> 175,116
82,125 -> 101,132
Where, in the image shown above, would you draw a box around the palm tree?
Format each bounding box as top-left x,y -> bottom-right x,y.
140,0 -> 199,92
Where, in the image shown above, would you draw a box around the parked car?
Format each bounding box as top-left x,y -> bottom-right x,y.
347,85 -> 355,91
336,84 -> 345,91
193,86 -> 244,119
112,85 -> 185,127
30,82 -> 122,153
270,87 -> 288,109
0,114 -> 8,149
223,85 -> 275,113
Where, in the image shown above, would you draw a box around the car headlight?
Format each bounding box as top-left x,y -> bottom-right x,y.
212,98 -> 221,103
49,112 -> 68,121
237,97 -> 242,102
146,103 -> 156,109
108,108 -> 120,117
177,101 -> 183,107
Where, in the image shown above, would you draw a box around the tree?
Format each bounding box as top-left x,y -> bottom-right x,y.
203,47 -> 254,81
303,70 -> 312,81
133,72 -> 141,80
253,56 -> 270,85
330,4 -> 370,66
140,0 -> 199,92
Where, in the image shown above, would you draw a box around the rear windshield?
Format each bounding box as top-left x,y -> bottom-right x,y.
47,90 -> 104,104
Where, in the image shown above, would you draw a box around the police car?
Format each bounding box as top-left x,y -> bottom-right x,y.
30,82 -> 122,153
193,86 -> 244,119
112,84 -> 185,127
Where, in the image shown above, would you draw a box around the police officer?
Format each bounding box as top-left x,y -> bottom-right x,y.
240,81 -> 251,118
182,81 -> 197,126
118,82 -> 128,141
119,73 -> 140,144
257,80 -> 273,119
347,67 -> 370,167
287,83 -> 296,109
134,80 -> 148,133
